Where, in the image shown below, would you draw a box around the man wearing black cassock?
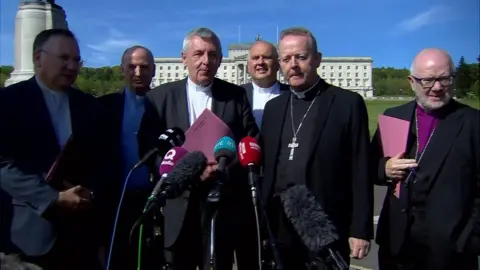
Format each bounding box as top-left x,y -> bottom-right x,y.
371,48 -> 480,270
258,27 -> 373,269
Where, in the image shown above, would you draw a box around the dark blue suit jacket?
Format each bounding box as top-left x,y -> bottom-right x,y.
0,77 -> 109,256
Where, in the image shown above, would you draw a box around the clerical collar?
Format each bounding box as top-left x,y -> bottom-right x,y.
252,81 -> 280,93
125,88 -> 145,102
35,76 -> 67,97
187,77 -> 213,93
416,100 -> 452,118
290,77 -> 322,99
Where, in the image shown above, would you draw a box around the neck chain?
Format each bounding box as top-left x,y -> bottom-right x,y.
414,110 -> 437,162
287,91 -> 320,161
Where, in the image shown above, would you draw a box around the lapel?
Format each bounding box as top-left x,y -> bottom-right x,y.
262,93 -> 290,199
211,78 -> 227,120
304,83 -> 336,162
27,78 -> 60,156
244,83 -> 253,108
172,78 -> 190,130
415,101 -> 464,192
113,90 -> 126,136
67,88 -> 88,140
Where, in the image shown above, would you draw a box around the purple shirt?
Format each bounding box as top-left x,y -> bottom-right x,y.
416,105 -> 438,156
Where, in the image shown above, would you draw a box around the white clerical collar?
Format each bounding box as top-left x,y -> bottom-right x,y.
125,88 -> 145,102
252,81 -> 280,94
35,76 -> 67,97
290,77 -> 321,99
187,77 -> 213,93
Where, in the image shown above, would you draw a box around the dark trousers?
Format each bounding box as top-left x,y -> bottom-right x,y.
109,190 -> 161,270
378,222 -> 478,270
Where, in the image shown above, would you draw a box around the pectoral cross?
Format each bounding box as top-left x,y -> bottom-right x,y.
288,136 -> 299,160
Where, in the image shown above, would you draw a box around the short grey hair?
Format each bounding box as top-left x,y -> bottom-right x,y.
279,27 -> 318,53
182,27 -> 222,54
409,49 -> 455,76
120,45 -> 154,65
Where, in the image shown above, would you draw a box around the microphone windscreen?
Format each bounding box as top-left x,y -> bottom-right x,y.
213,136 -> 237,161
159,147 -> 188,175
163,151 -> 207,197
279,185 -> 339,252
238,136 -> 262,167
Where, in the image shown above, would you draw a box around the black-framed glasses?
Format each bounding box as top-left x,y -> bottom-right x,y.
410,75 -> 455,88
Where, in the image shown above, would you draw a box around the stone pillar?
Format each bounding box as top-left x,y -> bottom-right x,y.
5,0 -> 68,87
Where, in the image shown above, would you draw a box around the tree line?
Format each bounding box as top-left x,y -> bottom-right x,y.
1,56 -> 478,98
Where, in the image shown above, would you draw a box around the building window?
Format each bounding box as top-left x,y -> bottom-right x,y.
330,72 -> 334,77
364,66 -> 367,70
364,73 -> 367,77
160,66 -> 163,70
168,66 -> 171,70
355,66 -> 359,70
175,73 -> 179,78
347,83 -> 350,87
322,66 -> 325,70
224,66 -> 227,70
330,66 -> 333,70
322,73 -> 325,77
176,66 -> 179,70
167,73 -> 171,77
339,66 -> 342,70
339,82 -> 342,86
338,73 -> 342,77
347,72 -> 350,77
347,66 -> 350,70
355,72 -> 359,77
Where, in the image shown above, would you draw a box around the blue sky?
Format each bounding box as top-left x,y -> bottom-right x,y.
1,0 -> 478,68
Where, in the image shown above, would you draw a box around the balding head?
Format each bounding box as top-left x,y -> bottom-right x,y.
247,40 -> 279,87
120,45 -> 156,95
408,48 -> 455,111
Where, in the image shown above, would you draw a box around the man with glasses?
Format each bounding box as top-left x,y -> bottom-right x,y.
0,29 -> 109,270
370,48 -> 480,269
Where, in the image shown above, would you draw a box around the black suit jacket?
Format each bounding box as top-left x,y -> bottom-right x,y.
371,100 -> 480,263
258,81 -> 374,243
0,77 -> 109,256
137,78 -> 259,248
240,81 -> 290,108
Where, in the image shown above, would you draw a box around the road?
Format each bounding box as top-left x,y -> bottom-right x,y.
349,185 -> 387,270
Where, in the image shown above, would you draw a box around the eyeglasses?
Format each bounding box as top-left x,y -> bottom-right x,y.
410,75 -> 455,88
40,49 -> 84,67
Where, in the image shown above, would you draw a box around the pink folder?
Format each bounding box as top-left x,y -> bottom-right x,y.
182,109 -> 233,162
378,115 -> 410,198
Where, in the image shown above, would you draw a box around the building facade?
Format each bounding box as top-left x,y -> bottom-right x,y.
152,43 -> 374,97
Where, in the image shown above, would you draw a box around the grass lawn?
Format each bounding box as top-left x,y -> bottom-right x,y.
365,99 -> 480,136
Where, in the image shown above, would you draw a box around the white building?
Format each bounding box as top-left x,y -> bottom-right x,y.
153,43 -> 374,97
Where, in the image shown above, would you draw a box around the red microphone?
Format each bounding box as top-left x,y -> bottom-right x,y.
148,147 -> 189,202
238,136 -> 262,168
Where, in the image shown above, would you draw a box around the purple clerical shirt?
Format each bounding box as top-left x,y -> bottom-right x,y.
416,105 -> 439,156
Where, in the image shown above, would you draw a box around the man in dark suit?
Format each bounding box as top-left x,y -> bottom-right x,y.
258,27 -> 373,269
137,27 -> 259,270
0,29 -> 108,270
240,40 -> 289,128
371,48 -> 480,270
99,45 -> 157,269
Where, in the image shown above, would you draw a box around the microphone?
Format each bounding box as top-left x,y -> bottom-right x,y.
134,151 -> 208,225
238,136 -> 262,203
133,127 -> 185,170
279,185 -> 349,270
145,147 -> 189,208
207,136 -> 237,203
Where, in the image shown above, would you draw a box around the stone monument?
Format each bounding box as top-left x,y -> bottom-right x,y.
4,0 -> 68,87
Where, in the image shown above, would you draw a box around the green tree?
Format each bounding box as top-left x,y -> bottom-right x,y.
454,56 -> 473,98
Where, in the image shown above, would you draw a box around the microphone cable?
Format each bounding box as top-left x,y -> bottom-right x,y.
106,167 -> 135,270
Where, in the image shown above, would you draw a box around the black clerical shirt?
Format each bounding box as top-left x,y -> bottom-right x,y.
271,80 -> 326,245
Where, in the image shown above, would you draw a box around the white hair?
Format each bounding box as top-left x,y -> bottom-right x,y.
182,27 -> 222,53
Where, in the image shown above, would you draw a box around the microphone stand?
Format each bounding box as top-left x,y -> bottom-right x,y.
206,171 -> 225,270
254,176 -> 284,270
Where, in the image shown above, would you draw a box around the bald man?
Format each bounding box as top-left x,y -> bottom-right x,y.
99,45 -> 157,269
370,48 -> 480,270
241,41 -> 289,127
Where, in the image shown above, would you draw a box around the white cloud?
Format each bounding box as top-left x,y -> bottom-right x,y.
85,28 -> 140,66
397,6 -> 453,32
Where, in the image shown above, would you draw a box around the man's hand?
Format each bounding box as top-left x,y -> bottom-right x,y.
385,152 -> 417,180
349,237 -> 370,259
55,185 -> 92,211
200,161 -> 218,182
